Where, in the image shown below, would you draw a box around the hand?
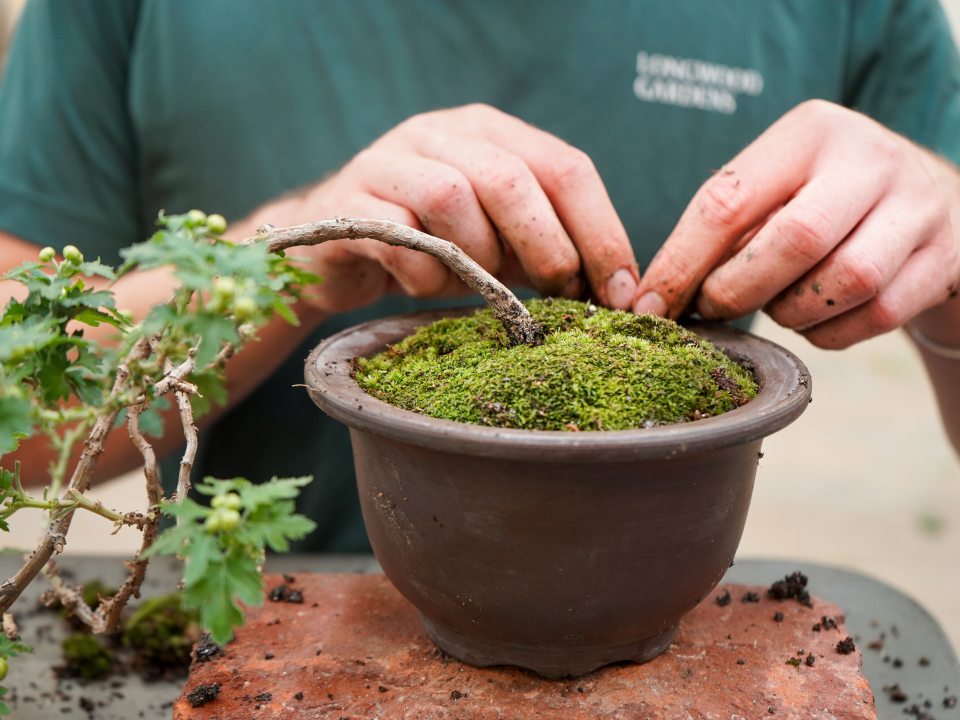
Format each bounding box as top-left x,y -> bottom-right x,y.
265,104 -> 638,315
632,100 -> 960,349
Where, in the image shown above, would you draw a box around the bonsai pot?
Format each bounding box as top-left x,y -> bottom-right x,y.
305,309 -> 811,678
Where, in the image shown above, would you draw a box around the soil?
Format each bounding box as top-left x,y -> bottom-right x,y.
766,571 -> 813,607
836,637 -> 857,655
186,682 -> 220,708
355,298 -> 758,431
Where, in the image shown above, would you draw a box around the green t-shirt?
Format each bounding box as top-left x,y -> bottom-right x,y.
2,0 -> 959,550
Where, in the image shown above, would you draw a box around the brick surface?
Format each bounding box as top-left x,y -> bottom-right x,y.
174,574 -> 876,719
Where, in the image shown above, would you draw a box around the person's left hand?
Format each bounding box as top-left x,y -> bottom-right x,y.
632,99 -> 960,349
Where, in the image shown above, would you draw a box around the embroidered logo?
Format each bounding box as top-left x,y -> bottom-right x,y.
633,51 -> 764,114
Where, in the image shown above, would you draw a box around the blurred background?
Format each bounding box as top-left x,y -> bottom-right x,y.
0,0 -> 958,647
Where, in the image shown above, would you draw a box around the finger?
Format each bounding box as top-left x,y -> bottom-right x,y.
448,105 -> 639,308
696,173 -> 885,319
765,200 -> 931,329
409,131 -> 585,299
324,193 -> 453,299
632,116 -> 824,318
800,246 -> 950,349
352,150 -> 504,278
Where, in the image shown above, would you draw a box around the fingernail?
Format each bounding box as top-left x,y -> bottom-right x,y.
606,269 -> 638,310
633,291 -> 667,316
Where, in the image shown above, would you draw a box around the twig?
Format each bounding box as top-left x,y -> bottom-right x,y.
0,337 -> 151,615
1,612 -> 18,641
160,355 -> 200,504
257,218 -> 544,346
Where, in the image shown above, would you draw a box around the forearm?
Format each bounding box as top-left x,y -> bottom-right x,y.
908,297 -> 960,456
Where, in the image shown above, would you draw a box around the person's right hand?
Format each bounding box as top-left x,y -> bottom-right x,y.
258,104 -> 639,315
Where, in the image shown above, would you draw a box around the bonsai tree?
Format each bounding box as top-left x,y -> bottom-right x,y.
0,210 -> 540,713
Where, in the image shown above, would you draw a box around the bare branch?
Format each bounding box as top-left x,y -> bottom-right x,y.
257,218 -> 544,346
1,612 -> 18,641
0,337 -> 152,615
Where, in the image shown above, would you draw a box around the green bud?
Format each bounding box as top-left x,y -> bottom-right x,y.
204,513 -> 224,533
206,213 -> 228,235
232,295 -> 257,321
39,246 -> 56,262
212,277 -> 237,300
62,245 -> 84,265
186,209 -> 207,227
211,492 -> 242,511
0,656 -> 7,681
217,508 -> 241,530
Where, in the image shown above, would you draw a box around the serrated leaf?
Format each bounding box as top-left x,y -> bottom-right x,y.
239,507 -> 316,553
237,476 -> 312,511
60,289 -> 116,310
0,397 -> 33,455
0,319 -> 57,362
72,308 -> 122,329
189,313 -> 238,368
271,297 -> 299,326
181,547 -> 263,644
76,260 -> 118,281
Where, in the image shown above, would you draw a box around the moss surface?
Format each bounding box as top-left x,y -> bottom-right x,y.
355,298 -> 757,431
61,633 -> 113,680
122,593 -> 200,674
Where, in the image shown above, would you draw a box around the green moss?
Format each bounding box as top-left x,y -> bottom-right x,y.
355,298 -> 758,431
122,593 -> 200,671
61,633 -> 113,680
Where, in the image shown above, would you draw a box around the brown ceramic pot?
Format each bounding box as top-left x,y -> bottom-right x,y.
305,310 -> 811,678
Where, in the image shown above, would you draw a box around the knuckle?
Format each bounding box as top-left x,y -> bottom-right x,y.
700,277 -> 748,317
773,207 -> 834,262
480,154 -> 533,193
836,254 -> 885,299
696,173 -> 749,230
421,171 -> 472,216
790,98 -> 842,125
534,250 -> 581,289
544,146 -> 596,191
868,297 -> 902,335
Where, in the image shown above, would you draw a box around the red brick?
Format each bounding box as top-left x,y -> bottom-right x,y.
174,574 -> 875,719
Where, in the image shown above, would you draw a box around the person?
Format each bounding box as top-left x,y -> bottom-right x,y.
0,1 -> 958,551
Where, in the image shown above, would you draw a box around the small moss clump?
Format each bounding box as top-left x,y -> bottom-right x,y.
355,298 -> 758,431
122,593 -> 200,674
61,633 -> 113,680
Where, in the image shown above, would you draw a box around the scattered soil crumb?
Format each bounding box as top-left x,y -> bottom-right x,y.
268,583 -> 304,604
194,634 -> 222,663
741,591 -> 760,603
187,682 -> 220,708
767,572 -> 812,607
836,637 -> 856,655
883,684 -> 908,703
715,590 -> 732,607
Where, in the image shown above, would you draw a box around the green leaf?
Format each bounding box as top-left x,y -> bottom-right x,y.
76,260 -> 117,281
72,308 -> 122,329
180,546 -> 264,644
0,319 -> 57,363
0,397 -> 33,455
237,476 -> 313,511
238,504 -> 316,553
189,313 -> 238,368
137,396 -> 170,438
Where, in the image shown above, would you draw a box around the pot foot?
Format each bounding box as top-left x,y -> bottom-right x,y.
421,616 -> 678,679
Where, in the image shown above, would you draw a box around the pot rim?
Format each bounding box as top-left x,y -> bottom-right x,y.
305,309 -> 812,461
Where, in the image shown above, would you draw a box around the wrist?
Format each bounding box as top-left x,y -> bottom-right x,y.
906,291 -> 960,358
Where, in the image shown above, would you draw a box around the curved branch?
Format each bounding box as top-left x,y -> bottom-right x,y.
258,218 -> 544,346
